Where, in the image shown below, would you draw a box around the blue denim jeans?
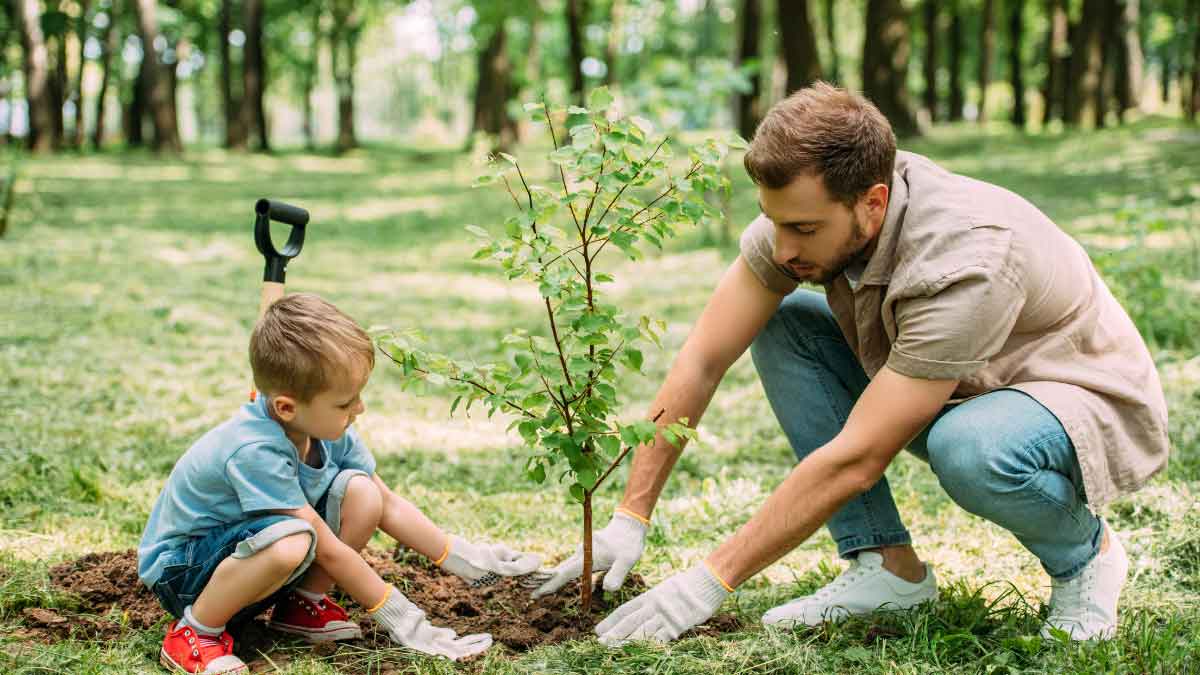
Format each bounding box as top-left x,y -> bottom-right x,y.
151,468 -> 368,626
750,290 -> 1103,580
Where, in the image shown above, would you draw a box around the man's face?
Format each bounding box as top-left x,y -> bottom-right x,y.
758,174 -> 886,285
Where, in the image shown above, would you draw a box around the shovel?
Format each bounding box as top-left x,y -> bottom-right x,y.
251,198 -> 310,401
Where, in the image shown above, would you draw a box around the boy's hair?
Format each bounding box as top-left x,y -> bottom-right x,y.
743,81 -> 896,207
250,293 -> 375,402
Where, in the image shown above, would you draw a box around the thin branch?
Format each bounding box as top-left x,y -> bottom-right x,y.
528,336 -> 568,413
543,102 -> 584,237
500,175 -> 522,209
513,162 -> 535,211
377,345 -> 536,419
591,162 -> 702,262
593,137 -> 668,232
566,256 -> 587,282
590,409 -> 666,495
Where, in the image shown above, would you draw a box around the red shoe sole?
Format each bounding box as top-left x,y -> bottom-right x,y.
159,648 -> 249,674
268,621 -> 363,643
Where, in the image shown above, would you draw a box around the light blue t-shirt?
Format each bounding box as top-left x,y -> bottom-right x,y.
137,395 -> 377,587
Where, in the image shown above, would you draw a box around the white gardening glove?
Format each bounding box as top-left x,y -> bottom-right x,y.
594,563 -> 731,646
532,510 -> 648,598
438,534 -> 542,586
369,586 -> 493,660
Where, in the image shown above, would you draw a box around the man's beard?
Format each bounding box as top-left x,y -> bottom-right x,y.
808,214 -> 872,284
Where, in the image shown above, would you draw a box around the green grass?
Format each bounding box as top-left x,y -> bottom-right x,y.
1,118 -> 1198,673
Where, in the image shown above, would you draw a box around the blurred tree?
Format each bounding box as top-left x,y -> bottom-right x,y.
1041,0 -> 1068,123
923,0 -> 940,121
822,0 -> 839,84
978,0 -> 995,123
132,0 -> 181,151
1189,0 -> 1199,120
218,0 -> 244,148
1113,0 -> 1143,122
1008,0 -> 1025,127
470,19 -> 516,149
734,0 -> 761,139
15,0 -> 56,151
240,0 -> 267,150
863,0 -> 919,135
71,0 -> 93,148
604,0 -> 623,87
1067,0 -> 1107,125
777,0 -> 821,95
948,0 -> 964,120
565,0 -> 587,105
330,0 -> 362,152
92,0 -> 119,149
47,3 -> 67,142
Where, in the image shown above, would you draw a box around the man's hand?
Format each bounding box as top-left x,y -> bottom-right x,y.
369,586 -> 492,660
532,510 -> 647,598
439,535 -> 542,586
594,564 -> 730,645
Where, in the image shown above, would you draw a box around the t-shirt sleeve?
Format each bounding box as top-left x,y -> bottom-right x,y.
886,266 -> 1025,381
225,443 -> 307,513
738,214 -> 800,295
333,426 -> 377,475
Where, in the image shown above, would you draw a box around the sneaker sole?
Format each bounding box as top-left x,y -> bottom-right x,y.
268,621 -> 363,642
159,649 -> 249,675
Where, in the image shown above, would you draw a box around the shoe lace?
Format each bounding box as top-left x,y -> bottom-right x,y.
1048,566 -> 1097,621
810,560 -> 866,603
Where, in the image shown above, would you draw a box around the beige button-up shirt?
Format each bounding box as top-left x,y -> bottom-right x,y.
740,150 -> 1169,507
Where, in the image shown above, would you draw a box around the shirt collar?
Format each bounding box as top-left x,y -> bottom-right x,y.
858,166 -> 909,288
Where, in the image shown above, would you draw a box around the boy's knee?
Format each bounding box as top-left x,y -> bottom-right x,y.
264,531 -> 315,573
343,474 -> 383,526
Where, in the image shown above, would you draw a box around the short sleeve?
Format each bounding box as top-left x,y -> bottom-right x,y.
225,444 -> 307,513
886,267 -> 1025,381
332,427 -> 377,475
738,214 -> 800,295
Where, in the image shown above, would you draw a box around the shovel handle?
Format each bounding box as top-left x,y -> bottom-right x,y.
255,198 -> 310,284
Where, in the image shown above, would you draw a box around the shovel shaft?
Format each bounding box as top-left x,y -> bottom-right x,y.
259,281 -> 285,318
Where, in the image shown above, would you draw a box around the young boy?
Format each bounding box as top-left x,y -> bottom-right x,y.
138,293 -> 541,674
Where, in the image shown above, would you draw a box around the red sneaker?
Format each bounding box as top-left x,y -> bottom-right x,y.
159,620 -> 247,674
269,591 -> 363,642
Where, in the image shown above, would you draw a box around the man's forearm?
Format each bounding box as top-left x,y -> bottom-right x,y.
620,357 -> 725,518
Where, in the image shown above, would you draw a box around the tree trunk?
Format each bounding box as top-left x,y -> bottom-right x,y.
565,0 -> 587,106
331,0 -> 360,153
977,0 -> 995,123
52,30 -> 67,143
922,0 -> 940,122
127,57 -> 146,146
734,0 -> 762,140
604,0 -> 622,86
948,0 -> 964,120
1041,0 -> 1067,123
1066,0 -> 1106,126
777,0 -> 822,95
1008,0 -> 1026,127
15,0 -> 55,152
303,3 -> 320,150
1112,0 -> 1141,120
0,4 -> 13,145
581,492 -> 593,613
72,0 -> 93,148
93,0 -> 118,149
240,0 -> 267,151
863,0 -> 919,136
822,0 -> 839,84
219,0 -> 244,148
1187,0 -> 1200,121
471,22 -> 516,150
131,0 -> 181,152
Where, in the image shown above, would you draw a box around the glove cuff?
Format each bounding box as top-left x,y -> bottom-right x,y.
369,585 -> 417,627
688,563 -> 733,609
610,510 -> 649,537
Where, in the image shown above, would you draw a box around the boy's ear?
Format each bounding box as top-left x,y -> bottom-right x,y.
270,394 -> 299,422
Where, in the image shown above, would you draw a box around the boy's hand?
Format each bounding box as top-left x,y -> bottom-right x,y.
439,535 -> 542,586
370,586 -> 492,660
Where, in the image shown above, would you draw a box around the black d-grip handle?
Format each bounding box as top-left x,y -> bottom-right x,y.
254,198 -> 310,283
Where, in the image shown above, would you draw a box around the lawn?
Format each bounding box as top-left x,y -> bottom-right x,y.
1,117 -> 1198,673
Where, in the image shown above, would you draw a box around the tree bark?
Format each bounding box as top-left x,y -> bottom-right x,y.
15,0 -> 55,152
218,0 -> 244,148
922,0 -> 939,122
240,0 -> 267,150
977,0 -> 995,123
1187,0 -> 1200,121
822,0 -> 839,84
863,0 -> 919,136
1066,0 -> 1106,126
1112,0 -> 1141,120
948,0 -> 964,121
1008,0 -> 1025,127
302,3 -> 320,150
734,0 -> 762,140
471,21 -> 516,150
52,27 -> 67,143
331,0 -> 360,153
565,0 -> 587,106
93,0 -> 118,149
127,57 -> 146,145
1041,0 -> 1067,123
72,0 -> 93,148
777,0 -> 822,95
604,0 -> 622,86
131,0 -> 181,152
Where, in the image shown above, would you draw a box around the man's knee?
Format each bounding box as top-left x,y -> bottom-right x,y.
342,474 -> 383,529
926,418 -> 1021,515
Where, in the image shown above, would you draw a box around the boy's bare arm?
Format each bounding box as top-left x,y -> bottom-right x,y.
274,504 -> 389,607
371,474 -> 448,561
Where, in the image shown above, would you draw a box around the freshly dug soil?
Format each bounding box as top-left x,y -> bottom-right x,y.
14,547 -> 741,660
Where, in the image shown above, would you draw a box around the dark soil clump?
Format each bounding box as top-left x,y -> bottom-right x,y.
13,547 -> 742,660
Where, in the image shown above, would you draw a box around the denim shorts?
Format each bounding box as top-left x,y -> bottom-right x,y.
150,468 -> 368,626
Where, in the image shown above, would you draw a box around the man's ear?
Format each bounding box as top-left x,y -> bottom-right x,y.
858,183 -> 890,234
270,394 -> 299,422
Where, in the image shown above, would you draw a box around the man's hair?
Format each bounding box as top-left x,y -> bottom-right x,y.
743,81 -> 897,207
250,293 -> 375,402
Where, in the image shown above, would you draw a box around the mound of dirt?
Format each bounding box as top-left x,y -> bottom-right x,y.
13,547 -> 741,661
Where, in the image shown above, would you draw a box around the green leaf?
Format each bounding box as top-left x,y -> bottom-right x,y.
622,348 -> 644,372
465,225 -> 490,238
529,462 -> 547,484
523,101 -> 546,113
497,152 -> 518,165
588,86 -> 614,112
598,435 -> 621,456
595,273 -> 614,283
450,396 -> 462,416
619,425 -> 641,448
569,483 -> 586,503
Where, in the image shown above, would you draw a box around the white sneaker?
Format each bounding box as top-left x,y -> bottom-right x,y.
761,551 -> 938,627
1041,521 -> 1128,641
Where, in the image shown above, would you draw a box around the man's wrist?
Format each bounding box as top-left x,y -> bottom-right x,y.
614,506 -> 651,526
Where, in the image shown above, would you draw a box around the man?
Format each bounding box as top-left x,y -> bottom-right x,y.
532,83 -> 1169,644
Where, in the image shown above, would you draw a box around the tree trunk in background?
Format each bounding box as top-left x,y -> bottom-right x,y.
977,0 -> 995,123
822,0 -> 839,84
1093,0 -> 1116,127
1158,42 -> 1170,105
127,58 -> 146,146
693,0 -> 717,66
863,0 -> 919,136
471,22 -> 516,150
241,0 -> 268,150
219,0 -> 244,148
72,0 -> 93,148
52,32 -> 67,143
604,0 -> 622,86
1008,0 -> 1025,127
922,0 -> 940,122
15,0 -> 55,152
331,0 -> 360,153
0,4 -> 13,144
302,3 -> 320,150
1041,0 -> 1067,123
1113,0 -> 1142,122
1188,0 -> 1200,121
132,0 -> 181,152
1066,0 -> 1105,126
565,0 -> 587,105
948,0 -> 964,121
93,0 -> 118,149
734,0 -> 762,140
777,0 -> 822,95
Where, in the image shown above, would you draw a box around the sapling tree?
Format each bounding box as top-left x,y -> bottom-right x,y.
377,88 -> 740,612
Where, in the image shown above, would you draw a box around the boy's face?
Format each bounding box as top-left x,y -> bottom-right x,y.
270,368 -> 369,442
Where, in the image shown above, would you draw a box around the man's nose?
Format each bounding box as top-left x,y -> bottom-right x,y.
773,231 -> 801,266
